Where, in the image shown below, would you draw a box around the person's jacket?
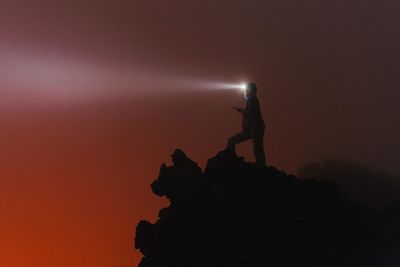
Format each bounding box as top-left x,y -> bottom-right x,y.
241,95 -> 265,130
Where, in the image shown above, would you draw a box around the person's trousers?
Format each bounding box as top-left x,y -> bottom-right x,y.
227,127 -> 266,167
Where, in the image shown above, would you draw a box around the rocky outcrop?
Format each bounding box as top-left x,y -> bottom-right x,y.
135,149 -> 400,267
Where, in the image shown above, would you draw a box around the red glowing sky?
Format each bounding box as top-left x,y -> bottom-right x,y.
0,1 -> 399,266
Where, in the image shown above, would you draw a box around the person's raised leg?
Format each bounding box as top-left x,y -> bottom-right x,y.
227,130 -> 252,151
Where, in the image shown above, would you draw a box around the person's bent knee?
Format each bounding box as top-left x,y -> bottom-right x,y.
227,137 -> 235,149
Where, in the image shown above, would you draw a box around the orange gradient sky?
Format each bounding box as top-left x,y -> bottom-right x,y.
0,1 -> 399,266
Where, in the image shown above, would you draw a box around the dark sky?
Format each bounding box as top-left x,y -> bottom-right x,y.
0,1 -> 399,266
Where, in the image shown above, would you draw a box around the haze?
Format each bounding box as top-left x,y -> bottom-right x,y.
0,1 -> 399,266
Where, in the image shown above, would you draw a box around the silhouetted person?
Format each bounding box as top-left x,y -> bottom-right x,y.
227,83 -> 266,167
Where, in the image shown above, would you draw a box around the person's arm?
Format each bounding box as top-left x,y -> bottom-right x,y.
243,97 -> 259,119
233,107 -> 245,115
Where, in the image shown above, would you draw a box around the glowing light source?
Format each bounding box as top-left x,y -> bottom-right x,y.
0,46 -> 254,109
197,81 -> 249,91
239,83 -> 247,91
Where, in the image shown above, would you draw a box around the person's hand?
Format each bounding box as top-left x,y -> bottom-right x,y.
233,107 -> 243,113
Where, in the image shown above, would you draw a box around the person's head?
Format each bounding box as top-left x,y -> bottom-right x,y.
244,82 -> 257,97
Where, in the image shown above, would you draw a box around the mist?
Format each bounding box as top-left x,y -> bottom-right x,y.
0,47 -> 247,111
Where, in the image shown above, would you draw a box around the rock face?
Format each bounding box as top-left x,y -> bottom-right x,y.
135,149 -> 400,267
298,159 -> 400,209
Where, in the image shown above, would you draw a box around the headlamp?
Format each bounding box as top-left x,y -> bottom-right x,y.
239,83 -> 247,92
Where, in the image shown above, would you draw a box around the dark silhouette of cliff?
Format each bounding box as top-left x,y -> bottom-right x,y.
135,149 -> 400,267
299,159 -> 400,210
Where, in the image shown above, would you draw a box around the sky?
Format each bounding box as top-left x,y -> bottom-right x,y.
0,1 -> 399,266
